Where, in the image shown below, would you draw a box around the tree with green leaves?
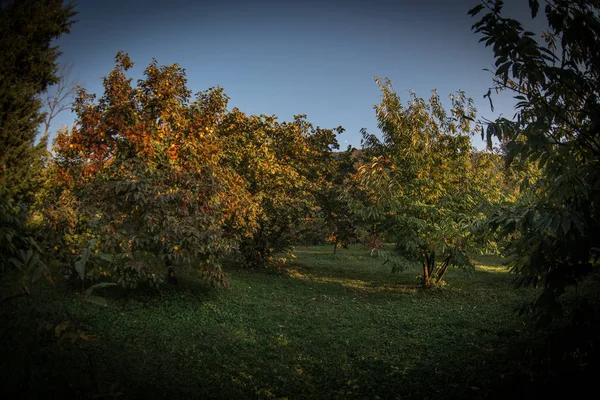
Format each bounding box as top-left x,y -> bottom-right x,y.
352,78 -> 501,287
318,146 -> 362,254
0,0 -> 75,203
217,108 -> 342,267
0,0 -> 75,288
470,0 -> 600,321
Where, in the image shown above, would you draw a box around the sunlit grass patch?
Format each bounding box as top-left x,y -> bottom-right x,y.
476,264 -> 510,274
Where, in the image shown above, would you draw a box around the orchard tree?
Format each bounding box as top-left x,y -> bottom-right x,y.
49,53 -> 256,287
319,146 -> 362,253
470,0 -> 600,319
218,108 -> 342,267
353,78 -> 501,287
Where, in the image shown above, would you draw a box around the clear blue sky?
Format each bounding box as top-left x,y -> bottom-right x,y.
50,0 -> 542,150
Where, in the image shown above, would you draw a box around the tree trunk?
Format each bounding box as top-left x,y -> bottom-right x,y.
435,254 -> 453,284
422,262 -> 431,286
422,250 -> 435,287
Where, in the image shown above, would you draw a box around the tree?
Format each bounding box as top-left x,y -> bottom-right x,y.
319,146 -> 362,253
0,0 -> 75,204
41,61 -> 78,139
217,108 -> 342,267
470,0 -> 600,320
0,0 -> 75,283
352,78 -> 500,287
48,53 -> 256,287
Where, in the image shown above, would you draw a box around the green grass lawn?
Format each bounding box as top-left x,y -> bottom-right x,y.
1,245 -> 545,399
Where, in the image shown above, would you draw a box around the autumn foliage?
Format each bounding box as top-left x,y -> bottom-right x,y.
31,51 -> 516,290
43,52 -> 341,286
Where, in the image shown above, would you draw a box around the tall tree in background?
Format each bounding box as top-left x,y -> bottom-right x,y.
470,0 -> 600,321
0,0 -> 75,203
41,61 -> 79,139
319,146 -> 361,254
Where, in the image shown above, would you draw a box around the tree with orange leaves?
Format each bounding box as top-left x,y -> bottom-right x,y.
48,52 -> 256,287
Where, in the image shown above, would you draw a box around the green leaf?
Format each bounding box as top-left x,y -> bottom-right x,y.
496,62 -> 511,83
88,282 -> 118,292
467,4 -> 485,17
9,257 -> 23,270
550,216 -> 561,233
538,152 -> 550,169
561,217 -> 571,236
495,56 -> 508,67
487,130 -> 493,150
484,88 -> 494,112
84,296 -> 108,307
528,0 -> 539,18
31,264 -> 45,283
25,249 -> 33,265
572,216 -> 584,235
80,247 -> 90,263
95,252 -> 113,262
74,260 -> 85,280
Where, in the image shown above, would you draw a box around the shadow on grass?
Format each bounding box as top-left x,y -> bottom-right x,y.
280,249 -> 535,305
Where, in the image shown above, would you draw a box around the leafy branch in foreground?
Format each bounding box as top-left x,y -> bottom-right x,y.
470,0 -> 600,322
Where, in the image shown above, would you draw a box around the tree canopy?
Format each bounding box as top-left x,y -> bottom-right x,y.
0,0 -> 75,281
351,78 -> 504,286
0,0 -> 75,203
48,53 -> 257,286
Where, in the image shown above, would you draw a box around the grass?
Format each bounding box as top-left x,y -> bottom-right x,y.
0,245 -> 547,399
